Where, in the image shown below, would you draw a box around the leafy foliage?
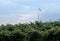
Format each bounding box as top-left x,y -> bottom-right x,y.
0,21 -> 60,41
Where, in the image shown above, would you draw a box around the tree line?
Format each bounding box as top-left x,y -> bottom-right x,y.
0,21 -> 60,41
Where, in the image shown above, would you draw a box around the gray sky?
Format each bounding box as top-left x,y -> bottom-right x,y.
0,0 -> 60,24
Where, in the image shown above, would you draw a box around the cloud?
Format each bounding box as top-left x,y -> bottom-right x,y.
22,5 -> 31,9
0,0 -> 33,13
0,0 -> 59,25
0,0 -> 32,6
0,13 -> 36,24
0,0 -> 15,6
18,14 -> 37,23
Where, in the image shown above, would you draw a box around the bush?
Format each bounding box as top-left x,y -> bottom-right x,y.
0,21 -> 60,41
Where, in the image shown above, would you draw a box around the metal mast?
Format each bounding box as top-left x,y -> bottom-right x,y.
37,0 -> 42,21
38,8 -> 42,21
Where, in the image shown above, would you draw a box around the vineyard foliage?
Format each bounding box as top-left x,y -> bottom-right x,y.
0,21 -> 60,41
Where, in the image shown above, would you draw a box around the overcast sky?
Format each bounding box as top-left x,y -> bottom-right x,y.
0,0 -> 60,24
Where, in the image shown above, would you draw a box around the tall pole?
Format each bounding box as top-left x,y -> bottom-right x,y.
38,8 -> 42,21
38,8 -> 39,21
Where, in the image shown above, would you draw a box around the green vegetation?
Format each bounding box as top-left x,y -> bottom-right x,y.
0,21 -> 60,41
